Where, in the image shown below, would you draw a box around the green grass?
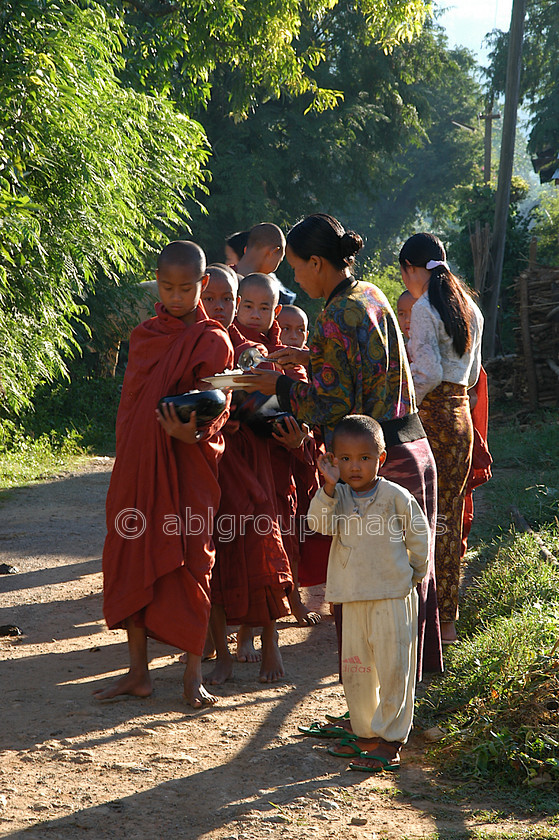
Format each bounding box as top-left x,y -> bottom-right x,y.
476,408 -> 559,537
418,409 -> 559,795
0,362 -> 121,490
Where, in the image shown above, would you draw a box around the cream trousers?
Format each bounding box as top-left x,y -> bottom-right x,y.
341,590 -> 418,743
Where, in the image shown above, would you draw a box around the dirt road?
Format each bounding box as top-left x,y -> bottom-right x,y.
0,459 -> 551,839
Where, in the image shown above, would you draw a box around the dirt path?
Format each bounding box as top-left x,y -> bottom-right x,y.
0,460 -> 553,839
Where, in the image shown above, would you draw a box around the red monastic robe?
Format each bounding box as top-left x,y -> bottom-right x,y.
102,303 -> 234,656
232,318 -> 315,575
461,366 -> 492,557
210,323 -> 292,625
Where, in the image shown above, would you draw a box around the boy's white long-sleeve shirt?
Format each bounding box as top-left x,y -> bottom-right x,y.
307,477 -> 429,604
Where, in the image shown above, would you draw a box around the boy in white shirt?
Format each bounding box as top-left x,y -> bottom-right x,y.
306,415 -> 429,773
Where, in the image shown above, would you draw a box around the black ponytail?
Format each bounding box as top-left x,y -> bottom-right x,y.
399,233 -> 472,357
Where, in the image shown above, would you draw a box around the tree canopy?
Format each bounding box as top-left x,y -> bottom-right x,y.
192,11 -> 483,266
0,1 -> 208,408
1,0 -> 431,409
485,0 -> 559,158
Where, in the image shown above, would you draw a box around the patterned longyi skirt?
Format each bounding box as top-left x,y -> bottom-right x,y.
419,382 -> 473,623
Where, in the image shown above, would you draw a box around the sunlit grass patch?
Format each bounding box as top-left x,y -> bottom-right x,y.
419,538 -> 559,790
0,369 -> 120,490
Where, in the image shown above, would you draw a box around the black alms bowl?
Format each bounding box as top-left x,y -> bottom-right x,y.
158,389 -> 227,426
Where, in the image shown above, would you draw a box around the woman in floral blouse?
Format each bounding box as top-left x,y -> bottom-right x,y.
235,213 -> 443,679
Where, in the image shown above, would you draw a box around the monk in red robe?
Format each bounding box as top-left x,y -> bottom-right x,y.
94,242 -> 234,707
200,265 -> 294,683
278,305 -> 329,604
234,273 -> 321,625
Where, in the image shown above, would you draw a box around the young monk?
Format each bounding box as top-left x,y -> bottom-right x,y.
396,290 -> 415,342
235,223 -> 286,278
201,264 -> 239,331
278,304 -> 309,348
277,302 -> 325,616
234,273 -> 320,626
200,264 -> 294,683
94,241 -> 234,707
199,262 -> 269,663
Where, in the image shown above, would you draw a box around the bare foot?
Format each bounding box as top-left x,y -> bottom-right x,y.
259,624 -> 284,683
292,604 -> 322,627
202,629 -> 217,661
349,739 -> 401,771
330,735 -> 380,757
182,680 -> 218,708
92,670 -> 152,701
236,625 -> 261,662
440,620 -> 457,643
183,652 -> 218,707
205,658 -> 233,685
289,588 -> 322,627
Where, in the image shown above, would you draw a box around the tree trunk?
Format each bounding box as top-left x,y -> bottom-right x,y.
482,0 -> 526,358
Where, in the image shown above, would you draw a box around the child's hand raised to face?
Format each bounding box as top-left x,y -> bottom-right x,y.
317,452 -> 340,496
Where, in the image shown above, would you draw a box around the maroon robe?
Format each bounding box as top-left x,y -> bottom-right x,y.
102,303 -> 234,656
210,324 -> 292,624
462,367 -> 492,556
233,318 -> 314,578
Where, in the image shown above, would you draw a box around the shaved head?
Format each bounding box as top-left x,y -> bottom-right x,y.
207,263 -> 239,292
157,240 -> 206,275
247,223 -> 285,251
331,415 -> 386,454
238,272 -> 280,308
279,304 -> 308,329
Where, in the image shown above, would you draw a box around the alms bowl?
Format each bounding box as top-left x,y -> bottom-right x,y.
158,389 -> 227,426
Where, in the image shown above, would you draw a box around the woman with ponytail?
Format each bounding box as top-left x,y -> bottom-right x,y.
399,232 -> 483,644
235,214 -> 443,698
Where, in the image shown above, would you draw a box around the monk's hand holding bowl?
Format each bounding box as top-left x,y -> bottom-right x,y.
268,347 -> 310,368
156,403 -> 200,444
272,415 -> 308,449
231,369 -> 282,396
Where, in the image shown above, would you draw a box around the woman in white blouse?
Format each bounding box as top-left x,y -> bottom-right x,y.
399,233 -> 483,644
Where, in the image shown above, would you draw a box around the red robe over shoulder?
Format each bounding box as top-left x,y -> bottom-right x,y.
210,325 -> 292,625
461,366 -> 492,558
233,318 -> 315,574
102,303 -> 234,655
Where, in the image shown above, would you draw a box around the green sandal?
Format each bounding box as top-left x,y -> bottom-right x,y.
348,754 -> 400,773
298,721 -> 354,739
327,737 -> 364,758
324,710 -> 350,724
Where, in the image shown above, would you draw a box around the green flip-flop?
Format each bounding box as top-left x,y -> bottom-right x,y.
348,754 -> 400,773
298,721 -> 355,739
327,737 -> 364,758
298,721 -> 351,738
324,710 -> 350,723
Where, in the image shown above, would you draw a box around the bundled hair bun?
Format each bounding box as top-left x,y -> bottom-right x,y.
286,214 -> 364,271
340,230 -> 363,264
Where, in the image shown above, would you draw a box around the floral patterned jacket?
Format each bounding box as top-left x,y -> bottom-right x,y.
277,280 -> 417,448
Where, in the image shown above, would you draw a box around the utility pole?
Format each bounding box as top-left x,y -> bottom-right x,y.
478,97 -> 501,184
482,0 -> 526,358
